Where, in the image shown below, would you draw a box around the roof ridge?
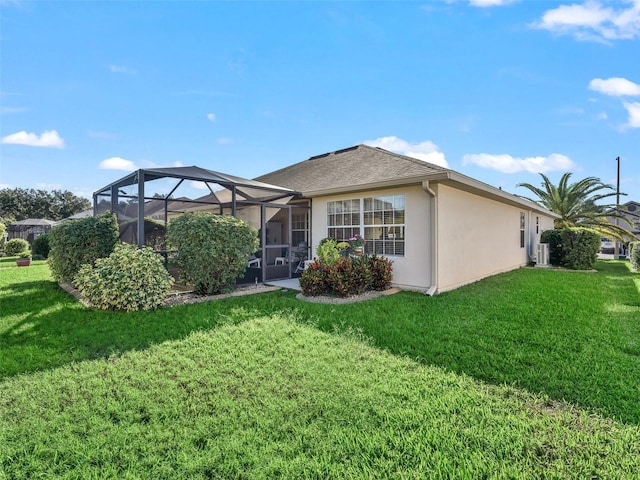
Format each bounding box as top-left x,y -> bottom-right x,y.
359,144 -> 449,171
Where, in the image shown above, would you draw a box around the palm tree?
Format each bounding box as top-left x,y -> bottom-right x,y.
517,173 -> 634,241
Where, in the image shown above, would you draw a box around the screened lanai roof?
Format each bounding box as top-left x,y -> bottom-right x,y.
94,166 -> 297,202
93,166 -> 301,249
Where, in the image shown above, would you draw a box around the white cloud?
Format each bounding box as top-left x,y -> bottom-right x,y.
462,153 -> 576,174
469,0 -> 516,7
0,183 -> 13,189
589,77 -> 640,96
595,111 -> 609,119
109,65 -> 137,75
623,101 -> 640,127
217,137 -> 233,145
98,157 -> 137,171
534,0 -> 640,42
1,130 -> 65,148
364,136 -> 449,168
206,113 -> 216,122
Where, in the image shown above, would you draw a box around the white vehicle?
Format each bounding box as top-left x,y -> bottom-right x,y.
600,238 -> 615,254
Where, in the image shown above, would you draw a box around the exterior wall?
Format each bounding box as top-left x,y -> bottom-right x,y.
310,185 -> 433,290
435,184 -> 552,292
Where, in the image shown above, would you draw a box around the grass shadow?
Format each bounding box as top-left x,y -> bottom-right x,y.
2,261 -> 639,425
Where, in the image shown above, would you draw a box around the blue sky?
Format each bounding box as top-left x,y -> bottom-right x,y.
1,0 -> 639,203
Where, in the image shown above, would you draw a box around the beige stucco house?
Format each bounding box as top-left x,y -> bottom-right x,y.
95,144 -> 559,294
257,145 -> 558,293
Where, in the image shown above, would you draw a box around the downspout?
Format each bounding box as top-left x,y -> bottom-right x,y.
422,180 -> 438,296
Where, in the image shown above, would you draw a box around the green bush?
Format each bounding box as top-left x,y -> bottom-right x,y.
0,222 -> 6,251
74,243 -> 174,311
300,255 -> 393,297
5,238 -> 30,256
31,233 -> 50,259
541,228 -> 599,270
540,229 -> 563,266
48,213 -> 119,282
629,241 -> 640,271
316,238 -> 341,266
560,228 -> 600,270
167,213 -> 259,295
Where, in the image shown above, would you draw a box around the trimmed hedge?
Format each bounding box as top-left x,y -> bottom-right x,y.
48,213 -> 119,282
300,255 -> 393,297
629,241 -> 640,271
167,213 -> 259,295
541,227 -> 599,270
4,238 -> 30,256
540,229 -> 563,266
74,243 -> 174,311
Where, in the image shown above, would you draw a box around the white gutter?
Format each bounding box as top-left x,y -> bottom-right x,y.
422,180 -> 438,296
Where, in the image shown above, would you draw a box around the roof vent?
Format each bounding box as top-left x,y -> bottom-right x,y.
333,146 -> 359,155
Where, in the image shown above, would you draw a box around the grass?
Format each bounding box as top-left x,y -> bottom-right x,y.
1,261 -> 639,477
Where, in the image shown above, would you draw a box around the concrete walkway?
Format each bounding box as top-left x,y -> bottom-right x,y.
265,278 -> 302,291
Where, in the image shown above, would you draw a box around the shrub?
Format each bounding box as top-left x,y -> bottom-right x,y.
629,241 -> 640,272
368,255 -> 394,291
167,213 -> 259,295
0,222 -> 6,252
326,257 -> 372,297
32,233 -> 50,258
48,213 -> 119,282
316,238 -> 341,266
560,228 -> 600,270
5,238 -> 30,256
74,243 -> 174,311
541,228 -> 599,270
300,261 -> 330,297
540,229 -> 563,266
300,255 -> 393,297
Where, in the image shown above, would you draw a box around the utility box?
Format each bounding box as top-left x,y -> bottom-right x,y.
537,243 -> 550,267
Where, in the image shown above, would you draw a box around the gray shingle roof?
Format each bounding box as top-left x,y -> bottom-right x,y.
255,145 -> 448,194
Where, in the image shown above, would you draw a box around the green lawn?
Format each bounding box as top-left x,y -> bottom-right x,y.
1,261 -> 639,478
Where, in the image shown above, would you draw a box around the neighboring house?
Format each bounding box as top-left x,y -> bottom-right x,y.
7,218 -> 56,243
257,145 -> 558,293
606,200 -> 640,238
56,208 -> 94,223
603,200 -> 640,255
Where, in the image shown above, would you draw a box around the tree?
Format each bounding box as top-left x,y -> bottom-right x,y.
517,173 -> 633,240
0,188 -> 91,222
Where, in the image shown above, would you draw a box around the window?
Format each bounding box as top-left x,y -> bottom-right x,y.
520,212 -> 525,248
292,212 -> 308,246
327,199 -> 361,241
536,216 -> 539,234
327,194 -> 405,256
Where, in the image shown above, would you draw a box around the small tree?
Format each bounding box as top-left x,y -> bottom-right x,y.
32,233 -> 50,258
48,212 -> 119,282
167,213 -> 258,295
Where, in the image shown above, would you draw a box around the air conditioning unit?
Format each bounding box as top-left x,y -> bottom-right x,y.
537,243 -> 550,267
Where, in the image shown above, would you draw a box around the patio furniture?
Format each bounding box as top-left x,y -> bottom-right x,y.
247,257 -> 261,268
